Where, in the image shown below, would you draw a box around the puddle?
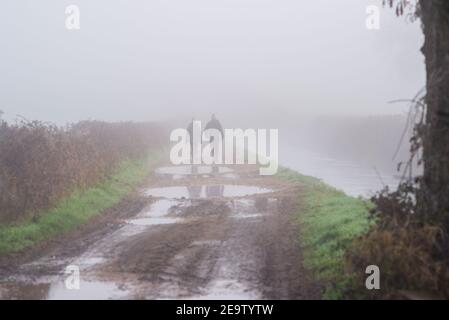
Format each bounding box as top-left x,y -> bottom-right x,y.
231,213 -> 264,219
47,280 -> 129,300
0,279 -> 129,300
125,199 -> 183,226
189,279 -> 260,300
0,200 -> 174,300
126,217 -> 182,226
0,176 -> 275,300
145,185 -> 273,199
139,199 -> 178,218
156,166 -> 233,176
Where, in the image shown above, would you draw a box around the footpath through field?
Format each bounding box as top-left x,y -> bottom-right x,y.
0,164 -> 319,299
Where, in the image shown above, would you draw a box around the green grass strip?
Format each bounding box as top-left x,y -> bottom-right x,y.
277,167 -> 372,299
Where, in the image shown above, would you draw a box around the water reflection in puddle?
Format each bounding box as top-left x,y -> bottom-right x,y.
156,166 -> 233,176
126,217 -> 182,226
145,185 -> 273,199
231,213 -> 264,219
47,280 -> 129,300
0,279 -> 129,300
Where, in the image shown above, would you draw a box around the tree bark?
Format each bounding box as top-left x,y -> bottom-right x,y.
419,1 -> 449,227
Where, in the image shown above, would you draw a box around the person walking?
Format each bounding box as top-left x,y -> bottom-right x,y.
205,114 -> 224,172
186,118 -> 198,174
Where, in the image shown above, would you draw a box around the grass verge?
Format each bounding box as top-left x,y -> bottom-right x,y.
277,167 -> 372,299
0,151 -> 163,254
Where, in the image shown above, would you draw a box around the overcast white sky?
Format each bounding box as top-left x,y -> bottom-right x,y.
0,0 -> 425,124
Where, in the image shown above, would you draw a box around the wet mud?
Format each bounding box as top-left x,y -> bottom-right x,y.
0,165 -> 320,300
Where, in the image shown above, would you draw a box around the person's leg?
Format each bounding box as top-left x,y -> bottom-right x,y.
190,140 -> 195,174
210,136 -> 218,174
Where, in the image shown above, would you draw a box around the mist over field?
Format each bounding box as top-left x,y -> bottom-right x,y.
0,1 -> 425,188
1,0 -> 423,122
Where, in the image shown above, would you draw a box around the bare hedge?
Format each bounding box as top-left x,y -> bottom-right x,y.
0,120 -> 165,222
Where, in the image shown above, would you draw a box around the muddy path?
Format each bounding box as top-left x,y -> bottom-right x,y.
0,164 -> 320,299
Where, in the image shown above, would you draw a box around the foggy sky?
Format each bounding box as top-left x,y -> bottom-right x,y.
0,0 -> 425,125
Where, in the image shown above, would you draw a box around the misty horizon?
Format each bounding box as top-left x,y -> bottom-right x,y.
1,0 -> 424,125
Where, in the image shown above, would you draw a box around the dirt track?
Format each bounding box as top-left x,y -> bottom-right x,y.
0,164 -> 320,300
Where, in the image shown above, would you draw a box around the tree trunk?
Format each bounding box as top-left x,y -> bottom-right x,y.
419,1 -> 449,228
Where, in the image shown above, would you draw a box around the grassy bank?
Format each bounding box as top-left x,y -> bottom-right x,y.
0,151 -> 163,254
277,167 -> 372,299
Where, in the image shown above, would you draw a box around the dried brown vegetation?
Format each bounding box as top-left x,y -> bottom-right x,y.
345,184 -> 449,299
343,97 -> 449,299
0,119 -> 165,223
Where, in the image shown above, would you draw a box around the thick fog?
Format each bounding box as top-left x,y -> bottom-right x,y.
0,0 -> 424,125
